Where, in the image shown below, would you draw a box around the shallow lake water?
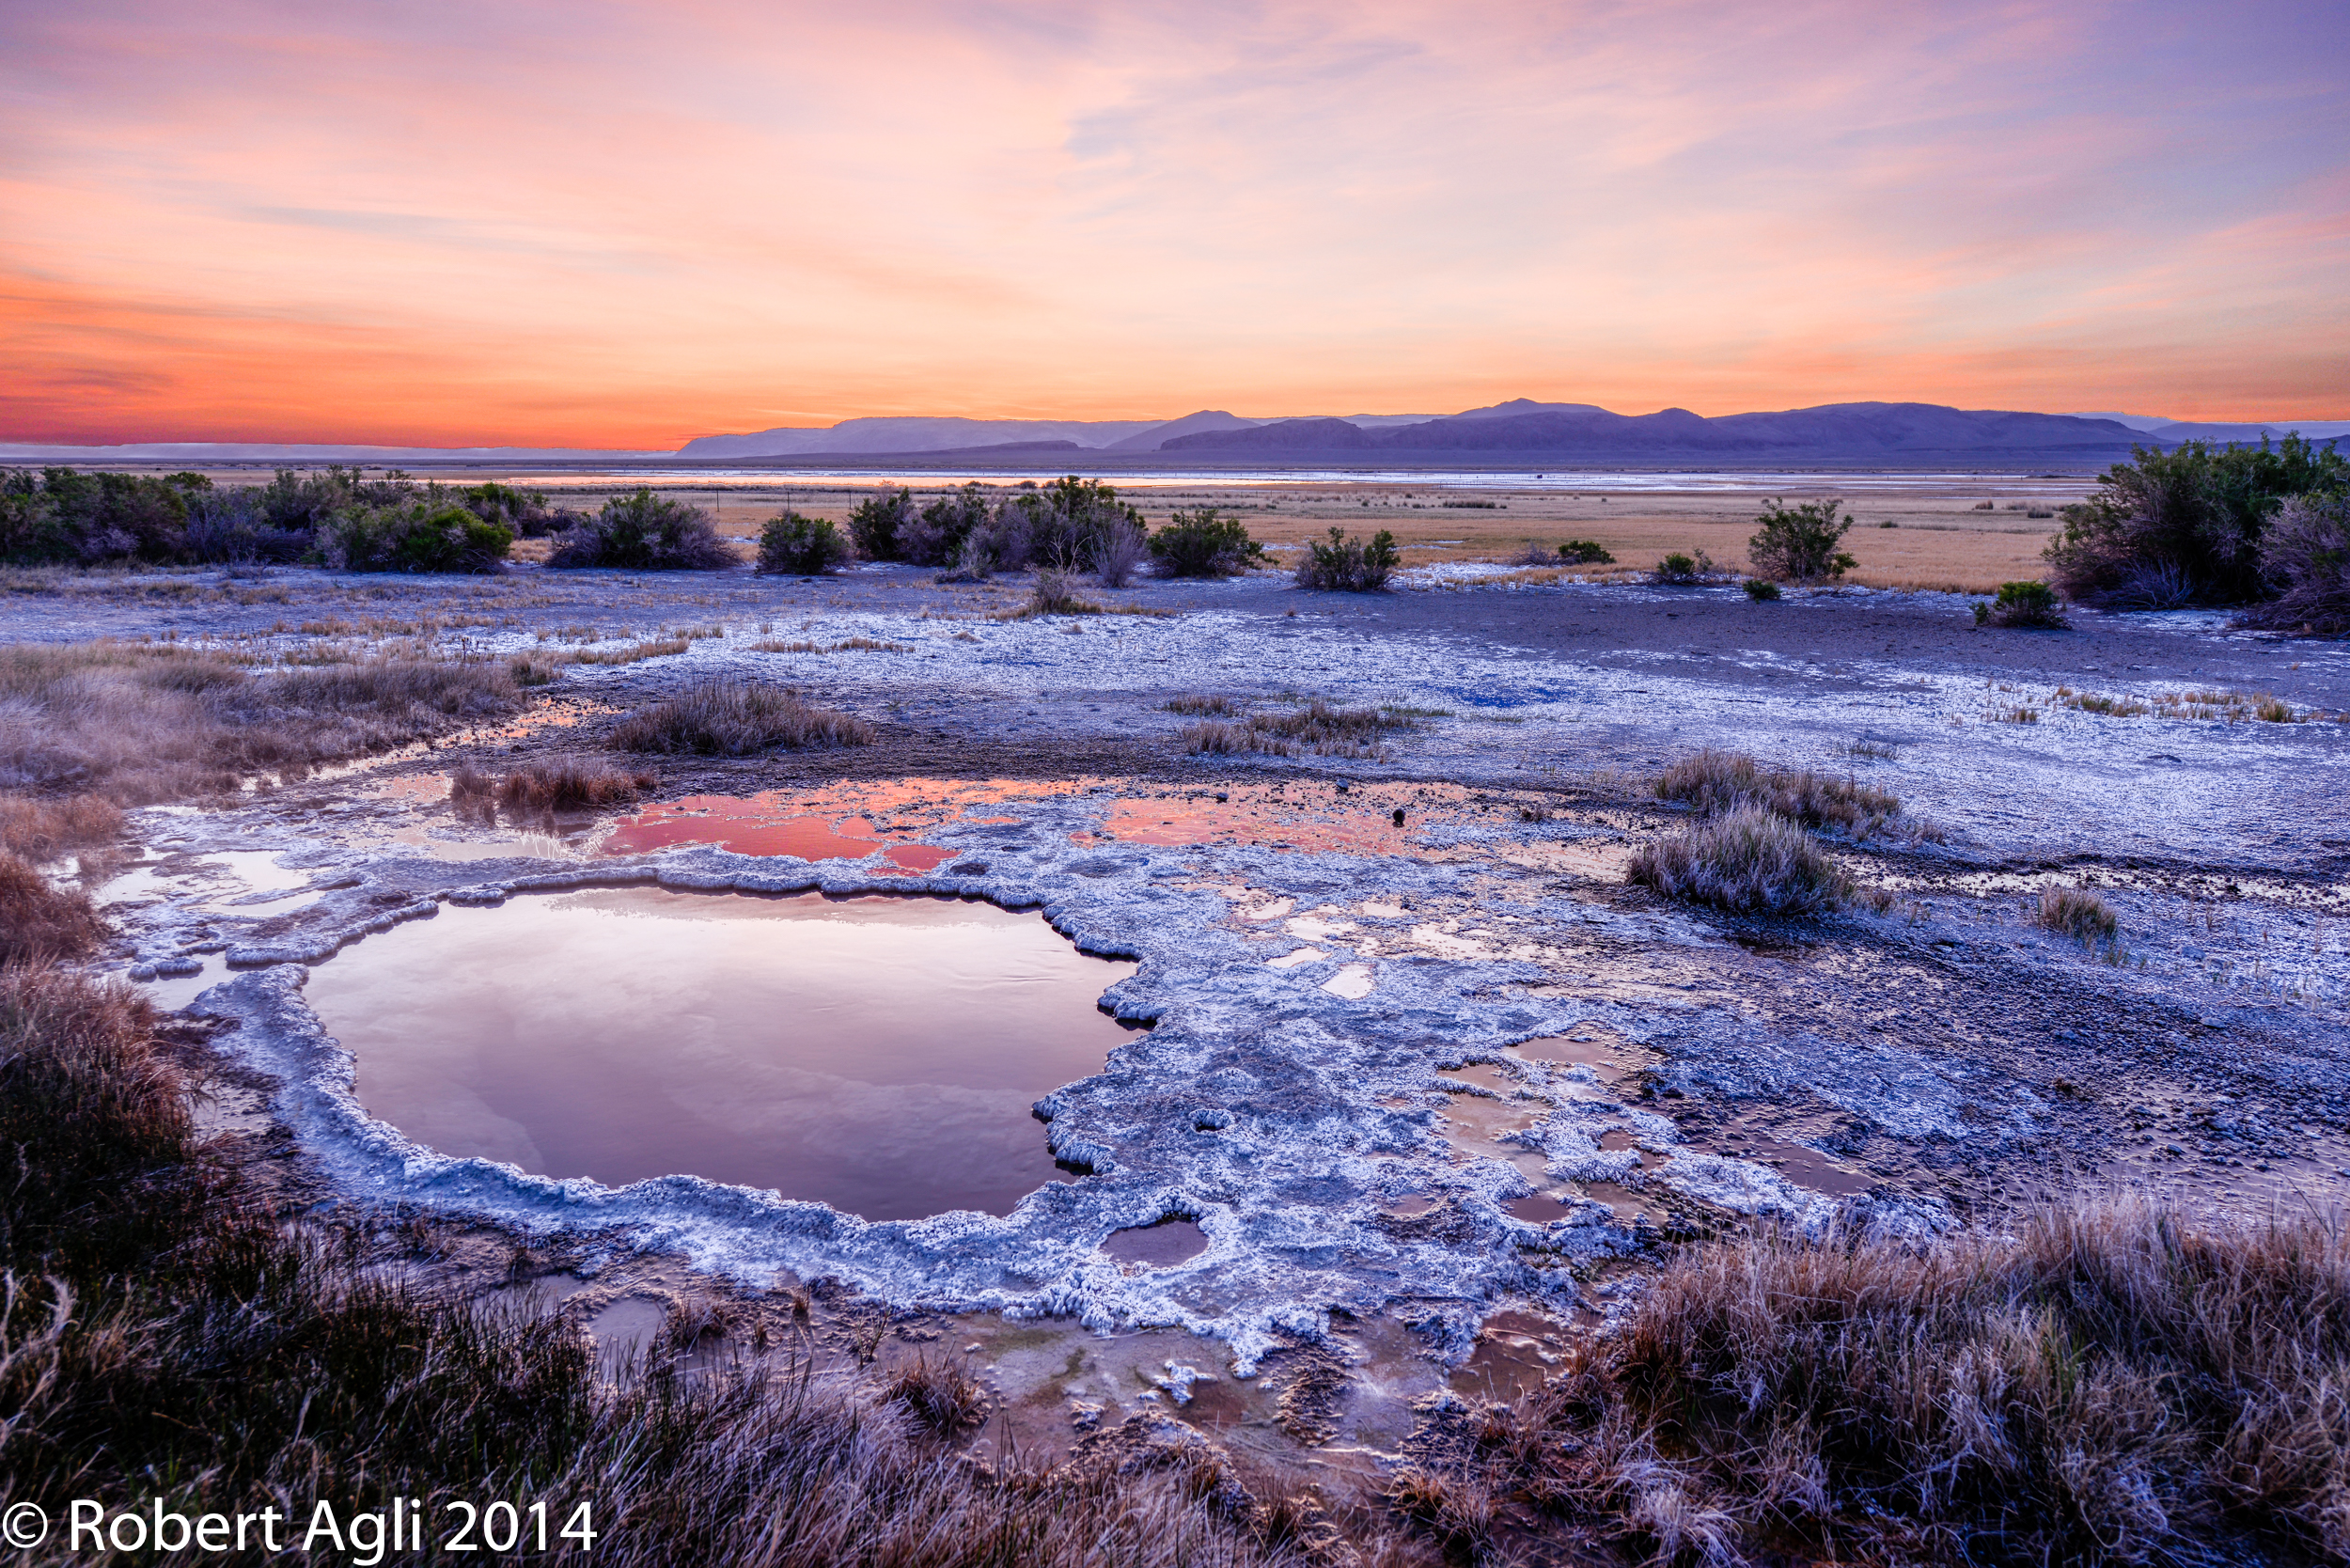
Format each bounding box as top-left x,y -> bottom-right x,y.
303,886 -> 1138,1220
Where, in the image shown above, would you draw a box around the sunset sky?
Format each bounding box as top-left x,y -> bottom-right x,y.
4,0 -> 2344,447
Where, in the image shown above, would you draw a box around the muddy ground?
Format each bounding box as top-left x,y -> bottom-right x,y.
21,550 -> 2349,1477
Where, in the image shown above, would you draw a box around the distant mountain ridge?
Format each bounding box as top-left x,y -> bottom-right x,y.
1158,401 -> 2161,460
682,400 -> 2344,463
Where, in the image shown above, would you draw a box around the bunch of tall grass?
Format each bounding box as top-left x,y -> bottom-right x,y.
0,641 -> 523,805
460,757 -> 658,813
0,854 -> 106,962
608,680 -> 874,755
1389,1200 -> 2350,1565
1627,805 -> 1852,913
1182,700 -> 1414,759
2036,886 -> 2119,946
1295,527 -> 1399,591
549,490 -> 735,571
1653,748 -> 1903,839
0,793 -> 124,860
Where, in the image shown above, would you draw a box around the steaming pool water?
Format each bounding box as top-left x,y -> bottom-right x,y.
302,886 -> 1139,1220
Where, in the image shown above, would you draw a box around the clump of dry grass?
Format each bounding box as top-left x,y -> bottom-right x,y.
882,1356 -> 992,1438
509,651 -> 560,687
0,641 -> 523,805
1407,1200 -> 2350,1566
1654,748 -> 1904,839
489,757 -> 657,812
1628,806 -> 1852,914
609,680 -> 874,755
2037,886 -> 2119,946
752,637 -> 913,654
991,572 -> 1104,620
1183,699 -> 1417,759
0,854 -> 107,963
0,793 -> 124,860
564,635 -> 691,666
1165,694 -> 1243,716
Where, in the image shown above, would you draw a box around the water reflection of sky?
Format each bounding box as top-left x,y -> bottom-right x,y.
494,467 -> 2092,495
305,886 -> 1137,1222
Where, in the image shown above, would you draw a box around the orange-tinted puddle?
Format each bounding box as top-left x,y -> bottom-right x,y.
304,886 -> 1136,1220
590,778 -> 1089,873
1101,1219 -> 1210,1268
1694,1129 -> 1872,1198
599,798 -> 954,871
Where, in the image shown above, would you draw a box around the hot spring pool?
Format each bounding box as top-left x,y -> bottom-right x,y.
302,886 -> 1139,1220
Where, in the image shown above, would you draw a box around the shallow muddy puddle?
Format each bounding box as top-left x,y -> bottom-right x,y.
96,847 -> 321,913
302,886 -> 1137,1220
1101,1219 -> 1210,1269
1511,1030 -> 1649,1087
1449,1309 -> 1575,1402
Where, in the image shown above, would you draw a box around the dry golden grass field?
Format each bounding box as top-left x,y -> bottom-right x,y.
433,472 -> 2086,594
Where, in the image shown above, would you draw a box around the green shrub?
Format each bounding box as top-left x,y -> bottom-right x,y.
1296,526 -> 1399,591
1014,476 -> 1145,572
319,502 -> 512,573
2045,435 -> 2348,605
1557,539 -> 1615,564
1654,550 -> 1709,584
2243,492 -> 2350,635
756,511 -> 850,575
846,488 -> 915,560
1747,496 -> 1856,581
1744,578 -> 1781,601
1973,580 -> 2066,627
1148,509 -> 1263,576
459,481 -> 568,538
0,467 -> 205,565
898,484 -> 995,567
548,489 -> 734,571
